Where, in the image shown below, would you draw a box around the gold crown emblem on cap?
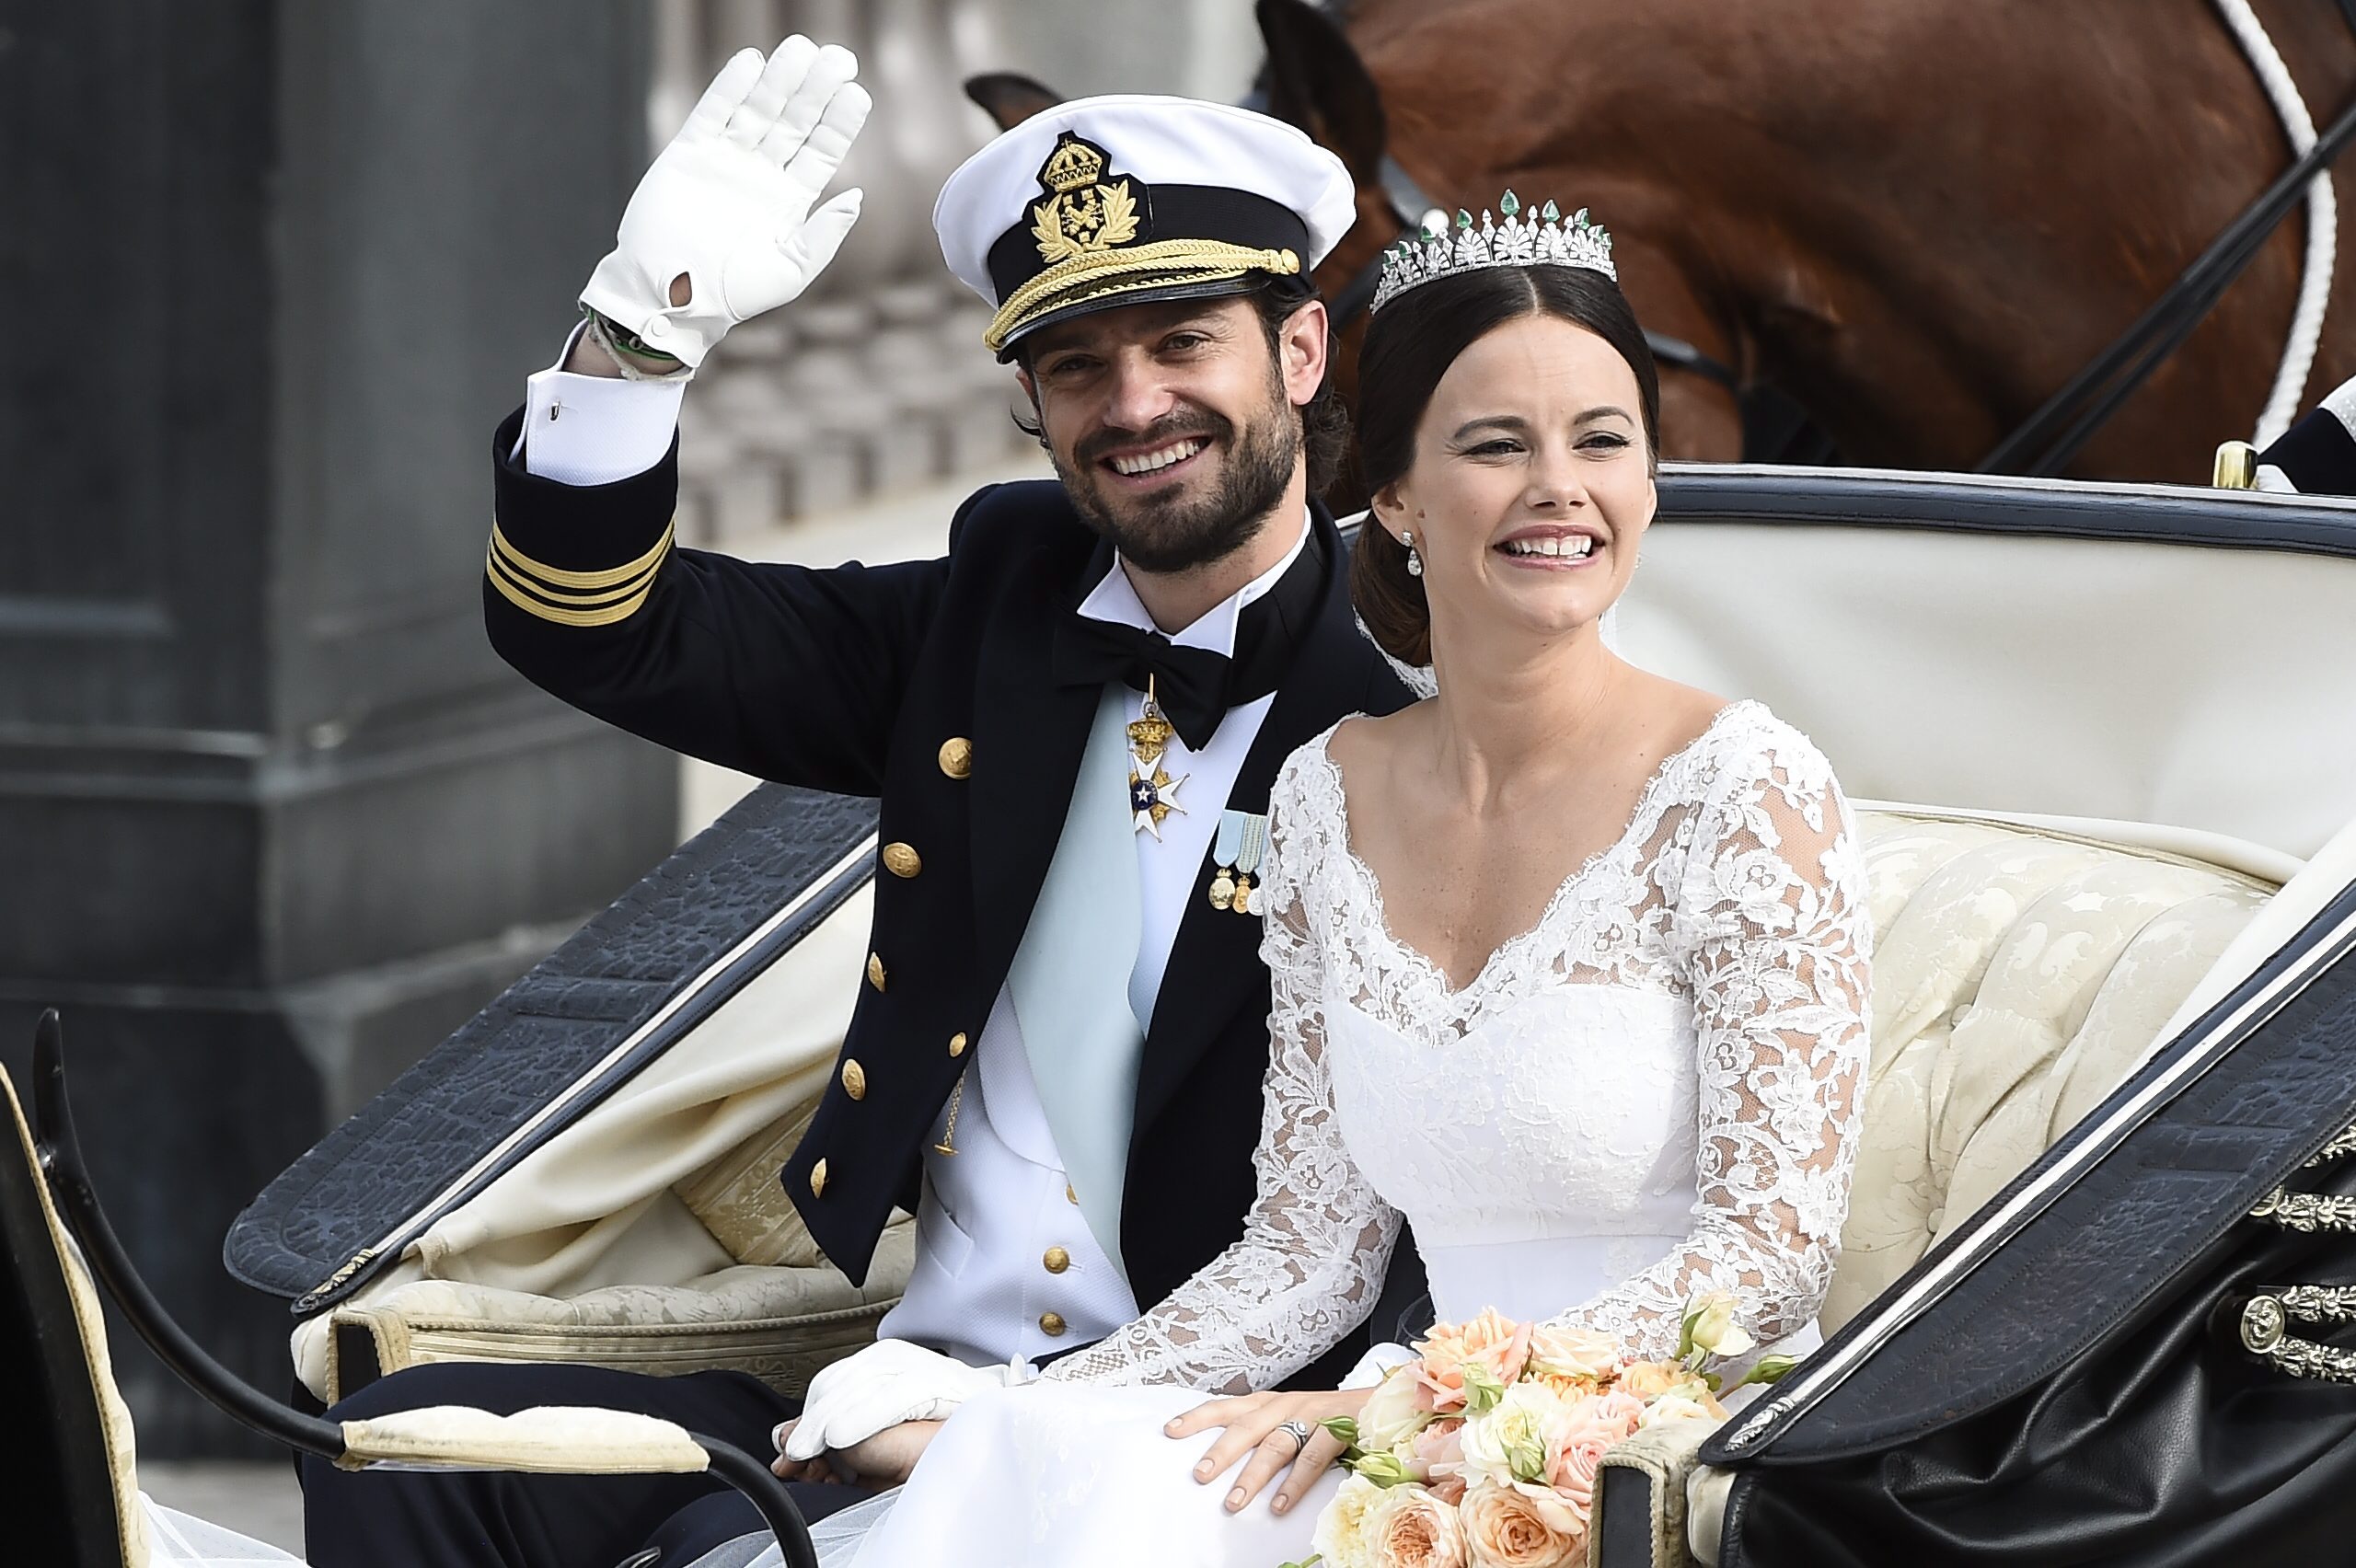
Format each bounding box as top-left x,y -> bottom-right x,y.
1040,135 -> 1109,194
1031,133 -> 1140,265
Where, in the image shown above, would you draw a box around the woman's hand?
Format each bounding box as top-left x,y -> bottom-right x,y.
1164,1388 -> 1369,1516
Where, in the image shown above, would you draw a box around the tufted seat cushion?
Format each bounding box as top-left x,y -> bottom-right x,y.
1823,811 -> 2272,1330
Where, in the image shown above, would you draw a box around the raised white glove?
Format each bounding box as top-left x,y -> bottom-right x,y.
580,36 -> 872,369
778,1339 -> 1024,1461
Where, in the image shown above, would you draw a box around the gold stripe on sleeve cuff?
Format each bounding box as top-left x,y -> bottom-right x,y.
486,550 -> 660,627
484,517 -> 674,627
490,519 -> 675,591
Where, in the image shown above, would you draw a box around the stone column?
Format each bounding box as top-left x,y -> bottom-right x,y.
0,0 -> 672,1455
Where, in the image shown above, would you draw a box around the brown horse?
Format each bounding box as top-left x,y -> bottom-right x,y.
975,0 -> 2356,486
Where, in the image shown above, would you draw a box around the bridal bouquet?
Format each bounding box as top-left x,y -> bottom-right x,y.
1293,1295 -> 1792,1568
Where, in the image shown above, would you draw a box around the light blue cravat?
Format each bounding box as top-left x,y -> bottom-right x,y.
1006,688 -> 1146,1281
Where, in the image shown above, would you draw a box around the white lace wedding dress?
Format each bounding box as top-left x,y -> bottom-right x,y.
752,699 -> 1873,1568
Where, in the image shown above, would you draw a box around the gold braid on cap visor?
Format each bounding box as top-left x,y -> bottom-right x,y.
984,239 -> 1302,352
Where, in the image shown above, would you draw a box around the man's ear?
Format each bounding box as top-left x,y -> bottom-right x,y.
1280,298 -> 1330,409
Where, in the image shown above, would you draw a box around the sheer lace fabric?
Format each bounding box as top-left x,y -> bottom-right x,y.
1046,701 -> 1870,1390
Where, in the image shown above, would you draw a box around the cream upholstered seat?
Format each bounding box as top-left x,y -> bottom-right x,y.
318,1098 -> 914,1403
1824,810 -> 2271,1330
300,890 -> 921,1405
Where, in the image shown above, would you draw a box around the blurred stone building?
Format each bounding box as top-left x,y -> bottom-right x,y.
0,0 -> 1265,1456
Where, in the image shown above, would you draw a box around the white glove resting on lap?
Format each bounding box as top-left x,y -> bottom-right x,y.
779,1338 -> 1030,1461
580,36 -> 871,369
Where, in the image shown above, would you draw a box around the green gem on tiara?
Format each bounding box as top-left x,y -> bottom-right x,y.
1456,209 -> 1472,230
1542,199 -> 1560,223
1499,190 -> 1519,216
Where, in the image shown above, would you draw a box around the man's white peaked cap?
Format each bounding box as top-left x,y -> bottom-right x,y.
932,94 -> 1356,354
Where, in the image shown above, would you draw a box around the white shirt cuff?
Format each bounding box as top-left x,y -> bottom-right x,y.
1340,1341 -> 1419,1389
514,322 -> 687,487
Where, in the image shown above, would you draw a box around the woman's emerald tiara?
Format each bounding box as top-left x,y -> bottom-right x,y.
1369,194 -> 1616,314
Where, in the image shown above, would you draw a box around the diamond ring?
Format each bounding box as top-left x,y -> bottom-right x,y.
1276,1418 -> 1312,1451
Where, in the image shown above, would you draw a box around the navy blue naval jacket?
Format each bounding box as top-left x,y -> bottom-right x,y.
483,407 -> 1414,1380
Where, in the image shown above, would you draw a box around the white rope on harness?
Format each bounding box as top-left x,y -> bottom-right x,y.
2212,0 -> 2336,445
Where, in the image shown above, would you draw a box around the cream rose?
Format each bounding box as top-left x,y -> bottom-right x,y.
1684,1291 -> 1756,1360
1359,1364 -> 1441,1450
1313,1474 -> 1395,1568
1373,1484 -> 1469,1568
1634,1391 -> 1723,1430
1459,1480 -> 1585,1568
1526,1324 -> 1619,1381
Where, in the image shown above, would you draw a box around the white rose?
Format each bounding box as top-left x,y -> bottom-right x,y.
1458,1383 -> 1570,1489
1359,1366 -> 1440,1450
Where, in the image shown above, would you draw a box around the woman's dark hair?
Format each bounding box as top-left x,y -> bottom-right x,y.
1351,265 -> 1661,666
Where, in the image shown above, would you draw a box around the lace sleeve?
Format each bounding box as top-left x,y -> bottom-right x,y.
1044,747 -> 1403,1391
1541,728 -> 1870,1358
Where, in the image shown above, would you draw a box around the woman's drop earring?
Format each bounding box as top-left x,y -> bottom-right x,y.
1401,529 -> 1423,577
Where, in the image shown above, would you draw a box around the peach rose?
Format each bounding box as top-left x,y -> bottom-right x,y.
1410,1415 -> 1467,1481
1618,1358 -> 1719,1409
1428,1473 -> 1469,1507
1545,1430 -> 1610,1525
1543,1390 -> 1645,1523
1459,1480 -> 1585,1568
1372,1484 -> 1469,1568
1415,1309 -> 1534,1412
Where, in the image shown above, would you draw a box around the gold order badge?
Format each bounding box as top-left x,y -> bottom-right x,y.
1030,133 -> 1141,265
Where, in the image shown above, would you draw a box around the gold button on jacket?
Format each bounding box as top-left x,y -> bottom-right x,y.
881,841 -> 922,878
938,736 -> 973,778
866,952 -> 887,992
948,1032 -> 968,1057
1043,1246 -> 1070,1274
840,1060 -> 867,1100
1038,1311 -> 1068,1337
809,1159 -> 829,1197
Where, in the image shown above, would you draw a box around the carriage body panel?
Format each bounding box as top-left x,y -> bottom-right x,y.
189,465 -> 2356,1557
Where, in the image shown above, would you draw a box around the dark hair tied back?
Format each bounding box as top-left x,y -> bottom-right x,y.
1349,265 -> 1661,667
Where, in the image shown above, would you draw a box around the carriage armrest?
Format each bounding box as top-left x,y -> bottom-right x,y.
1591,1417 -> 1719,1568
337,1404 -> 712,1474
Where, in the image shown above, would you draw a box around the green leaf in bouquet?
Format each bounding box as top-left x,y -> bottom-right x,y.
1276,1555 -> 1322,1568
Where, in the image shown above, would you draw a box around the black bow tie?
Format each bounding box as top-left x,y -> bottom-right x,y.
1050,522 -> 1327,751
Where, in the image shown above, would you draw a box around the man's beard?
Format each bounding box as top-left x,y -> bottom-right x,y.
1052,392 -> 1301,574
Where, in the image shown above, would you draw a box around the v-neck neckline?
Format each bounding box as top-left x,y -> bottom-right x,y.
1316,701 -> 1753,1001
